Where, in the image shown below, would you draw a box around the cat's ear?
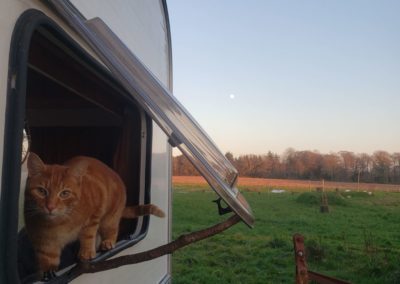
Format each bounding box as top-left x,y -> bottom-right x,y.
68,161 -> 88,178
27,152 -> 45,177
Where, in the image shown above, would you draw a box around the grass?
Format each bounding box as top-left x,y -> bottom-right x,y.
172,184 -> 400,283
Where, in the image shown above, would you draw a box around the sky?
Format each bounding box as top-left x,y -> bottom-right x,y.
167,0 -> 400,156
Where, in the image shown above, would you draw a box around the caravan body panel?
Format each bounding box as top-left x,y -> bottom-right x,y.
0,0 -> 172,283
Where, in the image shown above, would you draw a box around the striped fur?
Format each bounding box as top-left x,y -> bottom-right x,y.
24,153 -> 165,274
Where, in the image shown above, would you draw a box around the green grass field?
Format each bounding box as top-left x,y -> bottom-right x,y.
172,185 -> 400,283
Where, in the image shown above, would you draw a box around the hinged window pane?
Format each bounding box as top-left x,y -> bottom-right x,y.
45,0 -> 254,226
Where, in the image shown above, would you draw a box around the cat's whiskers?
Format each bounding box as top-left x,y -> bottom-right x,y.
24,205 -> 43,217
24,210 -> 40,217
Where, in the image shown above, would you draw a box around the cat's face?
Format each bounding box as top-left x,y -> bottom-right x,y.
25,153 -> 85,220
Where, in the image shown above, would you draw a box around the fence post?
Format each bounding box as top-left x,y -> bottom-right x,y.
293,234 -> 352,284
293,234 -> 309,284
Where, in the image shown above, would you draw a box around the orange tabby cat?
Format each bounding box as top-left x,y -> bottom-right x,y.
24,152 -> 164,274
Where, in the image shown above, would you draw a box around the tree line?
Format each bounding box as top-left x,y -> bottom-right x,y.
173,149 -> 400,184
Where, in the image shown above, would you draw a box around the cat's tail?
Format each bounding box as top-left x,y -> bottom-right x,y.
122,204 -> 165,219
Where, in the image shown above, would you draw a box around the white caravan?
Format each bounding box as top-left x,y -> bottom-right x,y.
0,1 -> 254,283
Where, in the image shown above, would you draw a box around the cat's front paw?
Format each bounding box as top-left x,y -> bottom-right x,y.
41,270 -> 57,282
100,240 -> 115,251
78,248 -> 96,261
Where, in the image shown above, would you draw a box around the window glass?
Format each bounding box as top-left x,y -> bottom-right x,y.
48,0 -> 254,226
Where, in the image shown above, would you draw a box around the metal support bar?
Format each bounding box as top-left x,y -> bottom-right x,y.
293,234 -> 351,284
213,198 -> 233,215
308,271 -> 351,284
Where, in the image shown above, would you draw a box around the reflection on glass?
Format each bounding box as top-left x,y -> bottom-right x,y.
21,129 -> 29,164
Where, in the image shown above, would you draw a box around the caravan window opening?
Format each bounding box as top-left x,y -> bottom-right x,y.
1,10 -> 152,283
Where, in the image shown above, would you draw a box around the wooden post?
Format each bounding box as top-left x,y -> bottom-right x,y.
320,179 -> 329,213
293,234 -> 352,284
293,234 -> 309,284
320,193 -> 329,213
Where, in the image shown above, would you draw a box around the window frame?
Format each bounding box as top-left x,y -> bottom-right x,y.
47,0 -> 254,227
0,9 -> 153,284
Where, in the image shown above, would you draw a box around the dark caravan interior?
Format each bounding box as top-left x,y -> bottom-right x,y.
18,26 -> 151,281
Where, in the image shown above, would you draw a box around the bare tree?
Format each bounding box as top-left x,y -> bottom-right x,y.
321,153 -> 341,180
372,151 -> 392,183
173,155 -> 199,176
338,151 -> 357,181
173,149 -> 400,185
391,153 -> 400,183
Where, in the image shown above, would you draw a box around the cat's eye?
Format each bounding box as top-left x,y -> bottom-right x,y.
35,187 -> 48,197
59,190 -> 71,199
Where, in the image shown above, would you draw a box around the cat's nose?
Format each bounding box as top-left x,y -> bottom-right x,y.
46,203 -> 56,213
